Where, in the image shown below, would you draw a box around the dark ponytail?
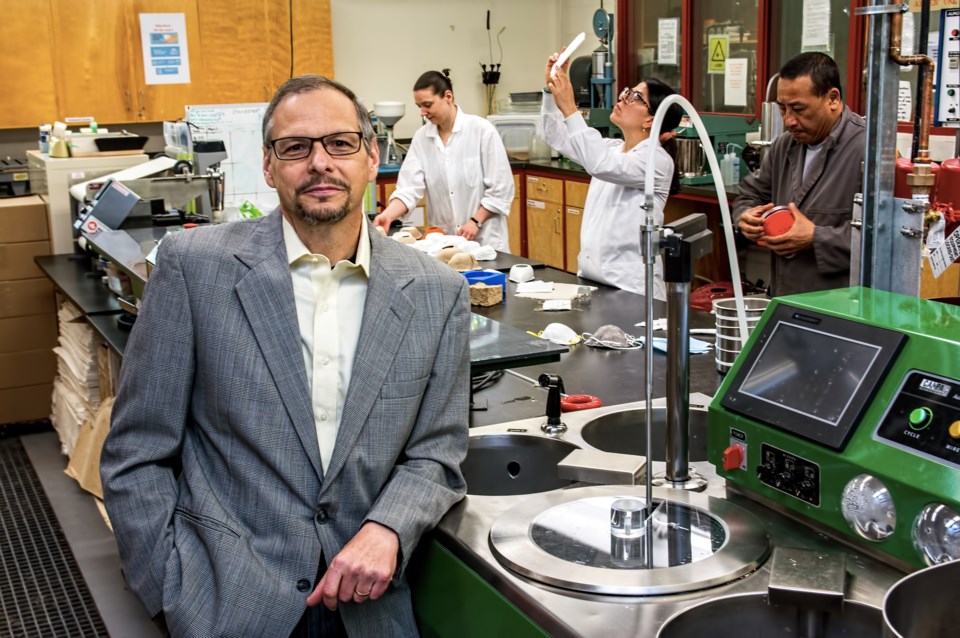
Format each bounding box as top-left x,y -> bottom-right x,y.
644,77 -> 683,196
414,69 -> 454,97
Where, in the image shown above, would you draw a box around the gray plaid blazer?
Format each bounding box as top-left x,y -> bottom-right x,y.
101,210 -> 470,637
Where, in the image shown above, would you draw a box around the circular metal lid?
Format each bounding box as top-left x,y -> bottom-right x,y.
490,486 -> 770,596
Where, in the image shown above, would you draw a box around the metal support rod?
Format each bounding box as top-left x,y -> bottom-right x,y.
665,281 -> 691,483
640,215 -> 656,516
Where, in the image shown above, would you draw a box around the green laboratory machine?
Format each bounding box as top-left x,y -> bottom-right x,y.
709,287 -> 960,570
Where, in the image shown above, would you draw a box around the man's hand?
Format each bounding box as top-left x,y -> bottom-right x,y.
737,203 -> 772,242
763,203 -> 815,258
307,521 -> 399,611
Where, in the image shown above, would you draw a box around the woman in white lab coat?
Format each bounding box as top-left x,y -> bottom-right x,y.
541,56 -> 682,300
373,70 -> 515,251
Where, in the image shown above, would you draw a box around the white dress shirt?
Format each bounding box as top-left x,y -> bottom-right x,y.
390,105 -> 515,251
541,94 -> 673,300
283,215 -> 369,472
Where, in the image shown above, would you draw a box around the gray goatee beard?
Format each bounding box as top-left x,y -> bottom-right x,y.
293,178 -> 352,227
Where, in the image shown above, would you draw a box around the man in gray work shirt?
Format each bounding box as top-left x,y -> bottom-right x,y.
735,52 -> 865,296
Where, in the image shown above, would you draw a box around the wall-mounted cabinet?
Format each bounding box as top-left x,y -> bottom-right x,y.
0,1 -> 59,129
2,0 -> 334,129
50,0 -> 205,124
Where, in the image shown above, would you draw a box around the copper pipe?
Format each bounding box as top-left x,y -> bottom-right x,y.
890,9 -> 935,165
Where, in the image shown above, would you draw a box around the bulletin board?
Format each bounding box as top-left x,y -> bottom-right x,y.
185,103 -> 279,215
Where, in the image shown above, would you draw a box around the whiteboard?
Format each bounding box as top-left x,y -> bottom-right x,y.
185,103 -> 279,215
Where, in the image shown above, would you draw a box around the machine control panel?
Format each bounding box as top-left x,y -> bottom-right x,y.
936,9 -> 959,126
875,370 -> 960,470
757,444 -> 820,506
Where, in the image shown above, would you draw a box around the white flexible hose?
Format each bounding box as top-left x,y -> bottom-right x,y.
644,95 -> 751,342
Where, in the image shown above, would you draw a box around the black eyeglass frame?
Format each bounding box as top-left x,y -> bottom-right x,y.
618,87 -> 651,112
269,132 -> 364,160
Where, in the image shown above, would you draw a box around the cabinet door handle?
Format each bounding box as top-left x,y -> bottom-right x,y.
554,215 -> 560,234
125,91 -> 132,112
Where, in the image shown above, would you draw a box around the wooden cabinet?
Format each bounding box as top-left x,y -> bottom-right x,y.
380,179 -> 428,226
525,175 -> 564,269
194,0 -> 275,104
0,1 -> 58,129
50,0 -> 203,123
5,0 -> 335,128
564,180 -> 589,274
507,172 -> 522,255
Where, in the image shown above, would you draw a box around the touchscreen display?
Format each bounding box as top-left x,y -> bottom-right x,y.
739,322 -> 882,426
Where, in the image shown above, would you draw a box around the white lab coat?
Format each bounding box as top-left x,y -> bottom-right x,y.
541,94 -> 673,300
390,106 -> 515,251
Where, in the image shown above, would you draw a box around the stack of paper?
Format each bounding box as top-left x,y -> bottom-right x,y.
51,300 -> 101,456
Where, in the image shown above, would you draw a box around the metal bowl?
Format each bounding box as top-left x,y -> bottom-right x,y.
658,592 -> 882,637
581,407 -> 709,461
460,434 -> 579,496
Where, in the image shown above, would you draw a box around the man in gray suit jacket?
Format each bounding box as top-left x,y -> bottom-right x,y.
101,75 -> 471,637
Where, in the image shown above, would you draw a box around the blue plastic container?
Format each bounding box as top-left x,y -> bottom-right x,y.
462,269 -> 507,299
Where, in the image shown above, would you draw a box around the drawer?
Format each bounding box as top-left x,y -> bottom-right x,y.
525,175 -> 563,205
565,180 -> 590,209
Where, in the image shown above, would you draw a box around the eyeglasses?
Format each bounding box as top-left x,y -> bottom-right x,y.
619,87 -> 651,111
270,132 -> 363,160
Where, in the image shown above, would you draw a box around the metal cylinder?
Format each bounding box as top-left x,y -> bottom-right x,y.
665,281 -> 691,483
761,102 -> 784,142
676,139 -> 705,177
592,47 -> 607,79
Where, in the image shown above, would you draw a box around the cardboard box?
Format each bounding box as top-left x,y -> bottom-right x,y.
0,314 -> 57,353
0,196 -> 48,243
0,278 -> 55,319
0,349 -> 56,389
0,383 -> 53,424
0,241 -> 52,280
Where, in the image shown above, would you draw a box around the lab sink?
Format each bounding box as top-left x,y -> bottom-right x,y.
461,434 -> 579,496
656,593 -> 882,638
580,407 -> 708,461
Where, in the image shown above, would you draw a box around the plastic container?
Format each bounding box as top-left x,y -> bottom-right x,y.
761,205 -> 795,238
936,158 -> 960,207
462,269 -> 507,297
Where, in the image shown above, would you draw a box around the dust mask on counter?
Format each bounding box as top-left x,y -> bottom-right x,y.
583,324 -> 642,349
537,323 -> 582,345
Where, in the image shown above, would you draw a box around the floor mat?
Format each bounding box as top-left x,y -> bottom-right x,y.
0,437 -> 110,637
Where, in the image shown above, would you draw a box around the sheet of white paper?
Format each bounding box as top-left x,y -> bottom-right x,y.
724,59 -> 749,107
516,281 -> 554,294
542,300 -> 572,311
928,225 -> 960,279
140,13 -> 191,85
801,0 -> 831,52
658,19 -> 679,66
898,81 -> 913,123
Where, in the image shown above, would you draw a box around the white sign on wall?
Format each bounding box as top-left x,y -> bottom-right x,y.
140,13 -> 191,85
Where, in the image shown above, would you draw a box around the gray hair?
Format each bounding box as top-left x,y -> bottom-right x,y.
262,75 -> 376,154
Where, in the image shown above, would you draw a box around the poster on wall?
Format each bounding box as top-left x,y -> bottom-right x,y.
658,19 -> 679,66
724,59 -> 748,107
801,0 -> 832,53
140,13 -> 192,85
708,35 -> 728,74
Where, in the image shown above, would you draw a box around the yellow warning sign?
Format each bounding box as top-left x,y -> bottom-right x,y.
708,35 -> 729,74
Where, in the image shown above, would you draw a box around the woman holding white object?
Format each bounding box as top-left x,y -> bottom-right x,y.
541,54 -> 682,300
373,69 -> 514,251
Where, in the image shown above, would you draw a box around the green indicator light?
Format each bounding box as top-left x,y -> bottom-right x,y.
909,407 -> 933,430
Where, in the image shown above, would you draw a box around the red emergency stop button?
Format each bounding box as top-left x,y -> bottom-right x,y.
723,445 -> 744,471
